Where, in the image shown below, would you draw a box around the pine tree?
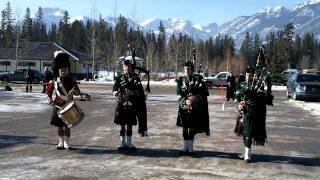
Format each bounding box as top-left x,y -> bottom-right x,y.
32,6 -> 47,42
0,10 -> 5,47
240,32 -> 254,67
282,23 -> 295,68
21,7 -> 32,41
58,10 -> 71,47
156,20 -> 166,73
2,2 -> 15,47
48,23 -> 57,42
292,34 -> 302,69
115,15 -> 128,58
253,33 -> 261,56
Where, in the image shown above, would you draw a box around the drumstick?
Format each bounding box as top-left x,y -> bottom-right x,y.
68,86 -> 76,96
55,105 -> 63,110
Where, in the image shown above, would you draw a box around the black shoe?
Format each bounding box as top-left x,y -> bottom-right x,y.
188,152 -> 198,158
57,146 -> 64,150
245,159 -> 251,163
127,146 -> 137,151
117,146 -> 127,151
178,151 -> 188,156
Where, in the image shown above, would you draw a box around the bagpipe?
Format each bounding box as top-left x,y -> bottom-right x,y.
181,48 -> 204,111
116,45 -> 151,105
250,46 -> 274,106
128,45 -> 151,94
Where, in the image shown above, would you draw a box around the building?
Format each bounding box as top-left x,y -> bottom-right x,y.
118,50 -> 144,68
0,42 -> 93,79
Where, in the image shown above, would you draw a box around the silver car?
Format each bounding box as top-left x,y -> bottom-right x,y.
204,72 -> 229,88
287,73 -> 320,101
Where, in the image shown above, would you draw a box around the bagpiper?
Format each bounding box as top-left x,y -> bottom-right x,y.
112,49 -> 148,151
46,51 -> 81,150
234,47 -> 273,162
176,60 -> 210,156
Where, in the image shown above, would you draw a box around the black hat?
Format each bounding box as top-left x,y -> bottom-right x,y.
122,59 -> 132,65
246,66 -> 255,74
52,50 -> 70,77
184,61 -> 194,71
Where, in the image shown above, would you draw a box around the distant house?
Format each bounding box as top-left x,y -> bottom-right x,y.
118,51 -> 144,68
0,42 -> 93,79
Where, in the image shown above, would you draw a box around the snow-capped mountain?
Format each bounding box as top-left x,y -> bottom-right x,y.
42,7 -> 90,26
42,7 -> 217,40
41,0 -> 320,48
213,0 -> 320,47
139,18 -> 217,40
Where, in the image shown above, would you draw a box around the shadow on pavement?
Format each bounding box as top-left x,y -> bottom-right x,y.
251,154 -> 320,166
0,135 -> 38,149
73,146 -> 320,166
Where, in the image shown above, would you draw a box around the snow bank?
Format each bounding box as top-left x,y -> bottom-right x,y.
289,99 -> 320,115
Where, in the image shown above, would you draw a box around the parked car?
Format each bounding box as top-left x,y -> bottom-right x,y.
204,72 -> 229,88
303,69 -> 320,76
280,69 -> 299,85
287,73 -> 320,101
0,68 -> 42,84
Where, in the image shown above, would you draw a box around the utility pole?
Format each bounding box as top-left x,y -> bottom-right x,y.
15,9 -> 21,70
91,5 -> 96,80
15,25 -> 19,69
113,0 -> 117,79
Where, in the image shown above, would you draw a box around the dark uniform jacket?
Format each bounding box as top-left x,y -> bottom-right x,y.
234,81 -> 269,146
113,72 -> 147,136
24,69 -> 34,81
226,75 -> 236,99
176,74 -> 210,135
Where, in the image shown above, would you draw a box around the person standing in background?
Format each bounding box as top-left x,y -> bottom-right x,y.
42,66 -> 54,93
24,67 -> 34,93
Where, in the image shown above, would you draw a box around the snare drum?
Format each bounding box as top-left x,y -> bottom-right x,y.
57,100 -> 85,128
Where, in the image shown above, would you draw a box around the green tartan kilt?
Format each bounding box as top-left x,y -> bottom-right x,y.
50,105 -> 67,127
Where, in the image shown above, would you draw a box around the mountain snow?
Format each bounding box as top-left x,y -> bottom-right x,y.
41,0 -> 320,48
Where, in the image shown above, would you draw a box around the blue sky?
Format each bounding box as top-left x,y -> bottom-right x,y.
1,0 -> 306,25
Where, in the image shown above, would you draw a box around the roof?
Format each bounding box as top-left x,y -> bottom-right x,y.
118,56 -> 144,62
0,42 -> 91,61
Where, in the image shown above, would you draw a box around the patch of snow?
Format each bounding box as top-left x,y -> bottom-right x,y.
288,99 -> 320,116
292,0 -> 320,11
53,10 -> 64,16
0,91 -> 49,113
140,18 -> 156,26
192,24 -> 203,31
69,16 -> 84,23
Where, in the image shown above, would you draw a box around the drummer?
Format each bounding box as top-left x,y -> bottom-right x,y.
46,50 -> 80,150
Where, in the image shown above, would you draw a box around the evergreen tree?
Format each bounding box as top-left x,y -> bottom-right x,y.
253,32 -> 261,56
292,34 -> 302,69
48,23 -> 57,42
2,2 -> 15,47
302,33 -> 315,68
0,10 -> 6,47
21,7 -> 32,41
282,23 -> 295,68
240,32 -> 254,66
58,10 -> 71,47
156,21 -> 166,73
32,6 -> 47,41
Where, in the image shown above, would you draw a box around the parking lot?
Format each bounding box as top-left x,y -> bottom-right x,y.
0,83 -> 319,179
